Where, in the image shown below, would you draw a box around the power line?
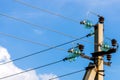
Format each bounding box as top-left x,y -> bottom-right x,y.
49,69 -> 85,80
0,13 -> 77,39
0,34 -> 89,65
0,32 -> 66,51
0,59 -> 63,80
14,0 -> 80,23
0,13 -> 96,44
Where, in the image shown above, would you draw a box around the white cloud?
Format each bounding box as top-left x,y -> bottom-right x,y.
39,73 -> 59,80
0,46 -> 10,63
0,46 -> 59,80
0,46 -> 39,80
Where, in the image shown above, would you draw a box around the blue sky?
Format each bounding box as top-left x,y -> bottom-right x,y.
0,0 -> 120,80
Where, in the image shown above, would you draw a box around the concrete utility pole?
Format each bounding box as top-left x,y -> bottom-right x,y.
81,16 -> 118,80
94,16 -> 104,80
66,14 -> 118,80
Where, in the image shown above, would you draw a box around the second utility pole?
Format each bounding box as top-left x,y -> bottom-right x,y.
94,16 -> 104,80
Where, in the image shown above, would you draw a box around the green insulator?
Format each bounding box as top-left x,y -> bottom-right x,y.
73,50 -> 81,54
84,20 -> 94,29
67,55 -> 76,62
67,47 -> 82,61
69,58 -> 76,62
69,55 -> 78,62
67,53 -> 79,62
73,48 -> 81,54
68,46 -> 82,54
101,43 -> 110,51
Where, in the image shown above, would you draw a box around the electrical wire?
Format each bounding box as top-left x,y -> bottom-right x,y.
49,69 -> 85,80
0,13 -> 96,45
0,32 -> 66,51
0,13 -> 77,39
0,59 -> 63,80
0,34 -> 89,65
0,13 -> 93,50
14,0 -> 80,23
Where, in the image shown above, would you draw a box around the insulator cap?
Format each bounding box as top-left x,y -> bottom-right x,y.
111,39 -> 117,46
68,48 -> 74,53
78,44 -> 84,52
80,20 -> 86,24
107,54 -> 111,61
99,16 -> 104,23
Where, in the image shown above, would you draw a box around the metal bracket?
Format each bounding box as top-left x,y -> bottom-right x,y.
98,70 -> 104,72
92,48 -> 116,57
97,70 -> 105,76
97,73 -> 105,76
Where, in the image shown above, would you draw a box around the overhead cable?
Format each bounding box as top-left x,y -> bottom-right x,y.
0,33 -> 90,65
0,59 -> 63,80
49,69 -> 85,80
0,13 -> 77,39
0,32 -> 66,51
0,13 -> 95,44
14,0 -> 80,23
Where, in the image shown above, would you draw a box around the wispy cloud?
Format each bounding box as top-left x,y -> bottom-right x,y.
39,73 -> 59,80
33,29 -> 43,35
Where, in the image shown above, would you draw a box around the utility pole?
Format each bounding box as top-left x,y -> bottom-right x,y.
94,16 -> 104,80
64,14 -> 118,80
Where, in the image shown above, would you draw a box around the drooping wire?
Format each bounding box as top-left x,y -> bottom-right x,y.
14,0 -> 80,23
0,59 -> 63,80
0,13 -> 77,39
105,36 -> 112,40
49,69 -> 85,80
0,32 -> 66,51
0,34 -> 90,65
89,11 -> 101,17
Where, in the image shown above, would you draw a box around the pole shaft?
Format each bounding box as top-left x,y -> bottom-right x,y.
94,23 -> 104,80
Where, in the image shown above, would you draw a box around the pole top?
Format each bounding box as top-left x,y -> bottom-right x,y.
99,16 -> 104,23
